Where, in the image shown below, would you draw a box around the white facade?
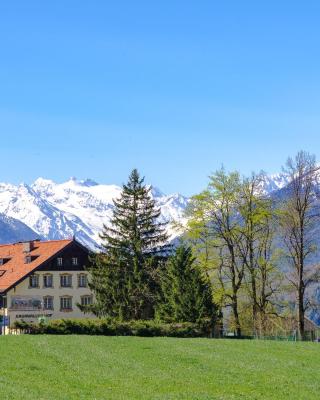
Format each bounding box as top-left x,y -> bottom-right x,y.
4,270 -> 93,327
0,239 -> 94,334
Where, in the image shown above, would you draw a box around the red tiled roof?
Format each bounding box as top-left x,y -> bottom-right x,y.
0,239 -> 73,293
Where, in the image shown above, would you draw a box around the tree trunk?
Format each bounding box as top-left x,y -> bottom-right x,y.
298,226 -> 305,341
251,274 -> 258,337
298,286 -> 305,340
232,295 -> 242,337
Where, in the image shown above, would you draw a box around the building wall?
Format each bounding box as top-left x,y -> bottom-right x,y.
5,269 -> 94,326
0,241 -> 95,329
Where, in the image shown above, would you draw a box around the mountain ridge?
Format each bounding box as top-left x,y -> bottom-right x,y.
0,173 -> 297,250
0,177 -> 189,249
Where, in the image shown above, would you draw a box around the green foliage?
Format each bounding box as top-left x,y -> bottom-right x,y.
13,318 -> 212,338
156,245 -> 216,323
86,169 -> 169,320
184,167 -> 285,337
185,167 -> 245,336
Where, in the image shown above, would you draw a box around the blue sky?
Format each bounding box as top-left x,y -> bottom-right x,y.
1,1 -> 320,195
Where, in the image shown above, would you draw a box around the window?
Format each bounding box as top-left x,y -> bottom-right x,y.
60,296 -> 72,311
78,274 -> 87,288
43,296 -> 54,310
25,256 -> 32,264
72,257 -> 78,266
81,295 -> 93,306
43,274 -> 53,288
57,257 -> 63,266
29,274 -> 39,288
60,274 -> 72,287
1,296 -> 7,308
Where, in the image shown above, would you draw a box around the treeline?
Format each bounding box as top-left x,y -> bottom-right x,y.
83,169 -> 216,331
184,151 -> 320,340
85,151 -> 320,340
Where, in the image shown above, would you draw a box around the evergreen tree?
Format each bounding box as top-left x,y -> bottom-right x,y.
87,169 -> 169,320
157,245 -> 216,323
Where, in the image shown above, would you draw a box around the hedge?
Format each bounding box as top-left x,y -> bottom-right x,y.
13,318 -> 214,338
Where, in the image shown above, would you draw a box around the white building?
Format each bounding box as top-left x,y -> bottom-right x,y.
0,239 -> 93,334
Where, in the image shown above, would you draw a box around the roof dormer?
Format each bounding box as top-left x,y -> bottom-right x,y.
0,257 -> 10,266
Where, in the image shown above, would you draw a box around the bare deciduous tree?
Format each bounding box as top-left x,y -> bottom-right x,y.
280,151 -> 320,340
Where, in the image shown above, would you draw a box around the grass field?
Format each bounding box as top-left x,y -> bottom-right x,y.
0,336 -> 319,399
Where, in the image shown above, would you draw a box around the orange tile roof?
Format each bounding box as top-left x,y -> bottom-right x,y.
0,239 -> 73,293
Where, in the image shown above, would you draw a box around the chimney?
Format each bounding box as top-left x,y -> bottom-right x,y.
23,241 -> 34,253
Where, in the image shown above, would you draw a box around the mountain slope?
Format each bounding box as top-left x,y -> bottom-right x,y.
0,213 -> 39,244
0,173 -> 306,250
0,178 -> 189,249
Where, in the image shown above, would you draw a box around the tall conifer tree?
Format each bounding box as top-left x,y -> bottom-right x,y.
87,169 -> 169,320
157,245 -> 216,323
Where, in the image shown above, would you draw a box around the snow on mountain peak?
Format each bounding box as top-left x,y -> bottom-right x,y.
34,177 -> 55,186
0,172 -> 293,250
79,178 -> 98,187
150,186 -> 165,198
33,177 -> 55,189
0,177 -> 189,249
260,173 -> 290,194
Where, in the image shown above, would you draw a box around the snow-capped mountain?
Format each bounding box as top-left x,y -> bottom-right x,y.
0,178 -> 189,249
0,172 -> 308,250
259,173 -> 290,194
0,213 -> 39,244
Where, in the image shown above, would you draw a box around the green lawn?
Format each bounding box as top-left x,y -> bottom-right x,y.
0,336 -> 319,399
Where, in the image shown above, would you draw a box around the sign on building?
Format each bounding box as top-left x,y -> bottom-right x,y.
10,296 -> 42,311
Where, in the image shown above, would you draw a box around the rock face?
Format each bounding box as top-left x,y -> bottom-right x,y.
0,213 -> 39,244
0,178 -> 189,250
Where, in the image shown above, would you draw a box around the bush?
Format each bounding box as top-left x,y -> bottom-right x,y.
13,318 -> 213,338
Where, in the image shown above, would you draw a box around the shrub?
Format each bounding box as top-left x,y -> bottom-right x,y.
13,318 -> 213,337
